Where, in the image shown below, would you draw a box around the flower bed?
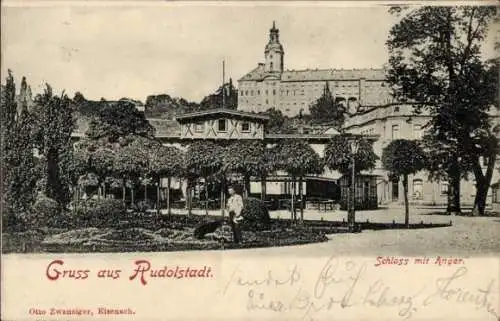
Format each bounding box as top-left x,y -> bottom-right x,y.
3,218 -> 329,253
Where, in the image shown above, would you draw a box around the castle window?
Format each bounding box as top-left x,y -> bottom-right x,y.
287,90 -> 289,95
240,90 -> 244,96
257,90 -> 260,95
273,89 -> 276,95
394,106 -> 400,112
245,90 -> 248,95
241,122 -> 250,133
251,90 -> 254,96
391,125 -> 400,139
266,99 -> 269,104
194,122 -> 204,133
217,119 -> 227,132
265,90 -> 268,95
270,62 -> 273,71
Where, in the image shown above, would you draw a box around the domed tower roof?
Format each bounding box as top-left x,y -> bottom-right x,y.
265,21 -> 284,53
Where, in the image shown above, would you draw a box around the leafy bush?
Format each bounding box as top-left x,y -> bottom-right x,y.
30,196 -> 60,227
1,203 -> 26,232
241,197 -> 271,231
74,199 -> 126,228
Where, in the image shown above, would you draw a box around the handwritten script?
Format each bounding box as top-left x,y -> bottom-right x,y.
222,256 -> 498,320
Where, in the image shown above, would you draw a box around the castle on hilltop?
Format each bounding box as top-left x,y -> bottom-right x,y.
237,22 -> 394,117
237,22 -> 499,207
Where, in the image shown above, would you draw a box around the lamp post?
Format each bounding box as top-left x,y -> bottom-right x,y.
349,138 -> 360,232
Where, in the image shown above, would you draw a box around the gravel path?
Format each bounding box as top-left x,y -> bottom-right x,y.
200,207 -> 500,257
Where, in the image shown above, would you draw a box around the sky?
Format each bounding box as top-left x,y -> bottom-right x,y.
1,1 -> 497,103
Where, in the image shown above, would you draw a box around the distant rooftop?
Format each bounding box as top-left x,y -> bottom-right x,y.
174,108 -> 270,122
239,64 -> 386,82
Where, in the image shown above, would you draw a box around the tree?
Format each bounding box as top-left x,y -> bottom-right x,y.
1,72 -> 39,214
324,134 -> 378,218
420,131 -> 475,210
309,82 -> 346,128
31,84 -> 76,208
76,139 -> 116,200
387,6 -> 498,215
184,141 -> 224,214
324,134 -> 379,175
148,144 -> 184,216
200,78 -> 238,110
382,139 -> 426,226
64,145 -> 88,204
113,138 -> 149,206
222,141 -> 271,198
144,94 -> 199,119
86,100 -> 154,143
262,108 -> 293,134
81,98 -> 156,204
273,140 -> 324,223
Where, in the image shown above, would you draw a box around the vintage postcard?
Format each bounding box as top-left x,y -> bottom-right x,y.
1,1 -> 499,320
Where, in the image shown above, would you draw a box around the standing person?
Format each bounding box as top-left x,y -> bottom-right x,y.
226,185 -> 244,243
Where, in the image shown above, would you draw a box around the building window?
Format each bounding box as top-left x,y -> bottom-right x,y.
391,125 -> 400,139
413,124 -> 422,139
266,99 -> 269,105
250,90 -> 254,96
440,181 -> 449,195
194,122 -> 204,133
217,119 -> 227,132
257,90 -> 260,95
394,106 -> 400,112
273,89 -> 276,95
241,122 -> 250,133
245,90 -> 248,95
413,179 -> 423,200
240,90 -> 244,96
270,62 -> 273,71
265,90 -> 268,95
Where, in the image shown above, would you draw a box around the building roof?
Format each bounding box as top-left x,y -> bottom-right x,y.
238,63 -> 269,81
174,108 -> 270,122
281,68 -> 386,82
239,66 -> 386,82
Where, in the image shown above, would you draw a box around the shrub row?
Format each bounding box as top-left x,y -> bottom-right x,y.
3,197 -> 129,230
73,199 -> 127,228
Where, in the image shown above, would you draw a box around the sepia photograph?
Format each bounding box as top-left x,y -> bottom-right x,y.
1,1 -> 499,320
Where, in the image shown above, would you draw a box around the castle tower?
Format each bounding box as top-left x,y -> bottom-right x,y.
264,21 -> 284,73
